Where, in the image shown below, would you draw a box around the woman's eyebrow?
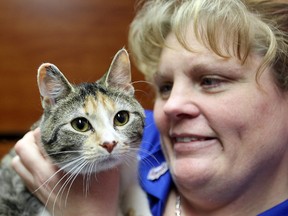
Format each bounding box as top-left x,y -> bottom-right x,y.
152,71 -> 165,83
190,61 -> 243,76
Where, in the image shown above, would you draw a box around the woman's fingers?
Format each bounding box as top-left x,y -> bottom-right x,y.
12,129 -> 60,207
14,129 -> 42,172
13,128 -> 56,178
11,155 -> 34,190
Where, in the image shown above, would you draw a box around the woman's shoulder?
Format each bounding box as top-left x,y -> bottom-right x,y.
141,110 -> 161,153
139,110 -> 173,216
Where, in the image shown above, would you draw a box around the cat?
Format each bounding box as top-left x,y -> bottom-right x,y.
0,48 -> 152,216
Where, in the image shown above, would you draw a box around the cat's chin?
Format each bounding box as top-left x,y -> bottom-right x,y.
60,157 -> 122,175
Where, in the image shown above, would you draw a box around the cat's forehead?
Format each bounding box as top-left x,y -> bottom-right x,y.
83,93 -> 116,116
72,82 -> 130,116
78,82 -> 107,96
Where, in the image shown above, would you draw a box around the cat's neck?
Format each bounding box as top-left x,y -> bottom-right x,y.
58,168 -> 121,216
85,168 -> 121,215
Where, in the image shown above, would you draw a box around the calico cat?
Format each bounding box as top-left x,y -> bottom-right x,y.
0,49 -> 151,216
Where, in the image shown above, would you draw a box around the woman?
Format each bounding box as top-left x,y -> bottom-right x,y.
13,0 -> 288,215
129,0 -> 288,215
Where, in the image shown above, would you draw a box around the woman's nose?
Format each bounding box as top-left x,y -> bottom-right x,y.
163,86 -> 201,120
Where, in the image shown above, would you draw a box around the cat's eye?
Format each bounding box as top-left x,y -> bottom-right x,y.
71,117 -> 92,132
114,111 -> 129,126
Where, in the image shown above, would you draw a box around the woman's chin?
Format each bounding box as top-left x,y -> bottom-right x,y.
170,156 -> 221,188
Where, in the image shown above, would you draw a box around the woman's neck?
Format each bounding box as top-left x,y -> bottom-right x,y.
175,168 -> 288,216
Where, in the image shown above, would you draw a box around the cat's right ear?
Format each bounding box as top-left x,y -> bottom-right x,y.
37,63 -> 74,109
103,48 -> 134,95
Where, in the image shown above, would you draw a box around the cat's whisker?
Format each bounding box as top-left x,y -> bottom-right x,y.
51,155 -> 84,167
131,80 -> 154,98
82,162 -> 94,197
134,89 -> 152,97
63,161 -> 88,208
117,146 -> 160,171
114,91 -> 126,104
121,156 -> 136,168
39,168 -> 70,216
53,172 -> 75,214
131,80 -> 153,86
51,158 -> 87,215
33,155 -> 84,194
140,122 -> 157,130
137,148 -> 160,162
120,152 -> 152,186
45,150 -> 83,157
85,161 -> 98,196
40,157 -> 84,215
141,157 -> 159,169
83,167 -> 90,197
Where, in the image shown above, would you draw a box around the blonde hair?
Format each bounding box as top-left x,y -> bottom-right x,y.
128,0 -> 288,89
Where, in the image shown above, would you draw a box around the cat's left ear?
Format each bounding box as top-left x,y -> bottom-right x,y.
37,63 -> 74,109
104,48 -> 134,95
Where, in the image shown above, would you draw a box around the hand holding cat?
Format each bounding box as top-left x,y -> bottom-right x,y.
12,128 -> 43,192
12,128 -> 63,214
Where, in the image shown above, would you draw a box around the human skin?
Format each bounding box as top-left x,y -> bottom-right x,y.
154,28 -> 288,215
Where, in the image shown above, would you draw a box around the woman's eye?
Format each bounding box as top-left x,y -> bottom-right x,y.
114,111 -> 129,126
157,83 -> 173,98
71,117 -> 92,132
200,77 -> 224,89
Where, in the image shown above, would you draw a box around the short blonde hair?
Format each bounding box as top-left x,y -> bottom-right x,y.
128,0 -> 288,89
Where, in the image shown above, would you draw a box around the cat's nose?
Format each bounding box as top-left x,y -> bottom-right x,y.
100,141 -> 118,153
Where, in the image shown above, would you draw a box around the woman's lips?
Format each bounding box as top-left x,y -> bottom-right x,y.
172,135 -> 218,154
174,136 -> 210,142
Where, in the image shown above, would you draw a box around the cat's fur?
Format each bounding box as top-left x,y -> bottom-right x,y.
0,49 -> 151,216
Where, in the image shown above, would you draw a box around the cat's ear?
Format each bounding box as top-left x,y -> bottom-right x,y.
37,63 -> 74,109
103,48 -> 134,95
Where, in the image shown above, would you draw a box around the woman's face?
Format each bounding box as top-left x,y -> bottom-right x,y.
153,30 -> 288,204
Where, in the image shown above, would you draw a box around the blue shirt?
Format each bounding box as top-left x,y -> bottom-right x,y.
139,110 -> 288,216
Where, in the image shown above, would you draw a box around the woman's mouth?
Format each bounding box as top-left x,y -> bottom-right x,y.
172,135 -> 218,154
175,136 -> 210,143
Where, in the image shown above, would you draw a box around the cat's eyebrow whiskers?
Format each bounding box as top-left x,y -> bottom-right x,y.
131,80 -> 154,98
130,80 -> 153,86
114,91 -> 125,104
134,88 -> 149,94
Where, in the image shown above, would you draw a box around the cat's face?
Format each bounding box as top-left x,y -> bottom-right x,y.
37,49 -> 145,174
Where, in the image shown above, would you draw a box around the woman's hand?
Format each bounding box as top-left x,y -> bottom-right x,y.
12,128 -> 120,216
